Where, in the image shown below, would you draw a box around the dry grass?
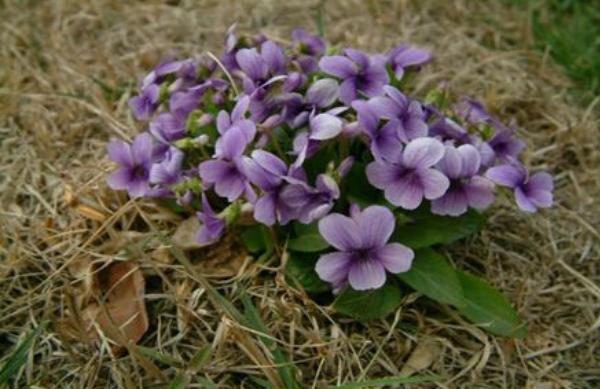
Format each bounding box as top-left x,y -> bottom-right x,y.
1,0 -> 599,388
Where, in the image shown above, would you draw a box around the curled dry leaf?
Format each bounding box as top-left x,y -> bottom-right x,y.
399,340 -> 441,376
172,216 -> 203,251
62,261 -> 148,353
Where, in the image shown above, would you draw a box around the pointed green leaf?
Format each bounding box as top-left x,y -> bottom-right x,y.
456,271 -> 528,338
288,222 -> 329,252
393,209 -> 486,249
332,283 -> 402,321
241,225 -> 272,254
397,248 -> 465,308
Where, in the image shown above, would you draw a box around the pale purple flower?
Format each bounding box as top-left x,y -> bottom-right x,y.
387,45 -> 431,80
291,28 -> 326,56
486,163 -> 553,212
149,147 -> 184,186
107,133 -> 154,198
371,86 -> 429,142
488,128 -> 526,162
281,174 -> 340,224
366,138 -> 450,210
199,97 -> 257,202
431,144 -> 494,216
281,78 -> 339,128
196,194 -> 226,245
242,150 -> 304,225
319,49 -> 389,105
316,205 -> 414,291
352,99 -> 403,162
235,41 -> 287,93
149,113 -> 185,144
199,127 -> 254,202
129,84 -> 160,120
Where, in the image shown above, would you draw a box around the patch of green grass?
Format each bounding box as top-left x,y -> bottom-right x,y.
508,0 -> 600,101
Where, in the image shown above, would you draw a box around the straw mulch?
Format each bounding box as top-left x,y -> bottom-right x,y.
1,1 -> 598,388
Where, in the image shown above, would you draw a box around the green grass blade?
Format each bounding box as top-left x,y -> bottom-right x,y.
0,322 -> 46,385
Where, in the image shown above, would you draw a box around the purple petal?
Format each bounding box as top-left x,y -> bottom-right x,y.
339,78 -> 357,105
372,243 -> 414,273
318,213 -> 361,251
420,168 -> 450,200
310,113 -> 343,140
217,111 -> 231,134
131,133 -> 154,165
515,187 -> 537,213
464,176 -> 495,210
199,159 -> 232,184
107,168 -> 132,190
344,48 -> 370,69
354,205 -> 395,248
254,193 -> 277,226
369,96 -> 401,119
215,126 -> 247,159
252,150 -> 287,176
348,259 -> 386,290
128,176 -> 150,198
107,140 -> 133,167
438,145 -> 463,179
393,46 -> 431,67
306,78 -> 339,108
231,95 -> 251,122
261,40 -> 286,74
431,188 -> 469,216
236,48 -> 268,80
366,161 -> 398,190
242,156 -> 281,190
486,164 -> 525,188
402,138 -> 446,169
214,169 -> 246,201
386,178 -> 424,210
319,55 -> 357,78
458,144 -> 481,177
527,172 -> 554,192
315,252 -> 353,284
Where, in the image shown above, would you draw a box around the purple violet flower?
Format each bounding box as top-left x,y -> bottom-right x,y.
149,113 -> 186,144
242,150 -> 305,225
107,133 -> 155,198
316,205 -> 414,291
129,84 -> 160,120
280,78 -> 340,128
196,194 -> 226,245
387,45 -> 431,80
280,174 -> 340,224
486,163 -> 553,212
291,28 -> 326,56
431,144 -> 494,216
149,147 -> 184,186
319,49 -> 389,105
366,137 -> 450,210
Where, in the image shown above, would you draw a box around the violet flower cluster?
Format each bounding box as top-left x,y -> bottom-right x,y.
108,27 -> 553,291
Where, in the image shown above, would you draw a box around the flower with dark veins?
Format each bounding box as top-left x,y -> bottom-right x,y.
316,205 -> 414,291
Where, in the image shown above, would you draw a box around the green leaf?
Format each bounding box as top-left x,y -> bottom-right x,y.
288,222 -> 329,252
456,271 -> 528,338
0,323 -> 46,385
397,248 -> 465,308
344,162 -> 385,208
241,225 -> 272,254
134,345 -> 182,367
393,209 -> 486,249
331,374 -> 440,389
332,283 -> 403,321
285,252 -> 329,294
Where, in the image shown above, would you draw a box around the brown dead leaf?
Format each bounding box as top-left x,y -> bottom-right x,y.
63,261 -> 148,353
399,340 -> 441,376
172,216 -> 204,251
